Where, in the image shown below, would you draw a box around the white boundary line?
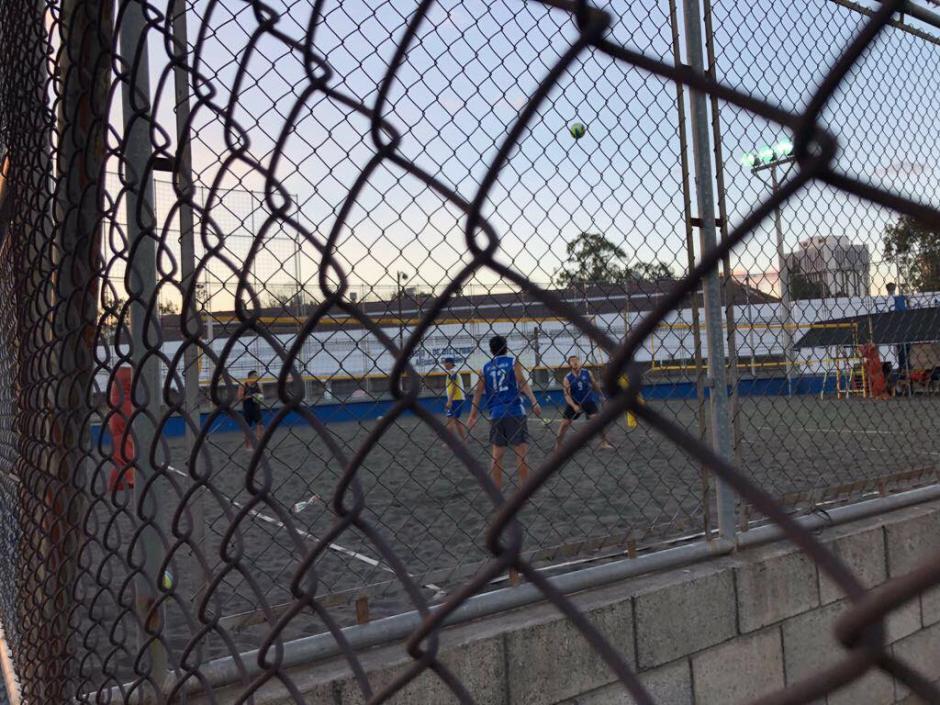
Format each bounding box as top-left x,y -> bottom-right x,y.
757,425 -> 903,438
743,435 -> 940,458
166,466 -> 444,595
167,465 -> 383,570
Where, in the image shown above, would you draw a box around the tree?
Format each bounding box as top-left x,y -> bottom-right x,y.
789,268 -> 829,301
632,260 -> 675,281
554,232 -> 674,288
884,214 -> 940,293
158,300 -> 179,316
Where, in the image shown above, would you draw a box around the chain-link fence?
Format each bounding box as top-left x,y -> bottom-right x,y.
1,0 -> 940,702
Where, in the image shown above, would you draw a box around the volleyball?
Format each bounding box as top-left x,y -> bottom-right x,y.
569,122 -> 586,139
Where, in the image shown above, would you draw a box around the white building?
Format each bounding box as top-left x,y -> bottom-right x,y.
786,235 -> 871,297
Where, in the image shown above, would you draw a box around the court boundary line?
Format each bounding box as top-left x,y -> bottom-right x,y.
165,465 -> 444,596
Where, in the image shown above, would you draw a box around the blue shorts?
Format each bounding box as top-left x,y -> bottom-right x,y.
446,400 -> 466,419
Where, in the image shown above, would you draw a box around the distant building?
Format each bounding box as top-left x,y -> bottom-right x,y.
786,235 -> 871,297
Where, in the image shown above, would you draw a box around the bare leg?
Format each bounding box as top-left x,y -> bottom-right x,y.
514,443 -> 529,485
593,416 -> 613,449
448,418 -> 467,441
490,445 -> 505,490
554,419 -> 572,450
256,423 -> 264,447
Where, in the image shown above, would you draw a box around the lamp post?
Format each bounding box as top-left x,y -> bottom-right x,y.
396,271 -> 409,350
742,141 -> 797,395
744,273 -> 757,377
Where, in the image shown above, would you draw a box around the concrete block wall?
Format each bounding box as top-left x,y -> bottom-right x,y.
210,500 -> 940,705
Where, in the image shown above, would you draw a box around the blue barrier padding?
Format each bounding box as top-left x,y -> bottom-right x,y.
92,374 -> 835,443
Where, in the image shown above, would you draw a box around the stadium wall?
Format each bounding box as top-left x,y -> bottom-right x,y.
196,497 -> 940,705
92,373 -> 835,441
97,291 -> 938,394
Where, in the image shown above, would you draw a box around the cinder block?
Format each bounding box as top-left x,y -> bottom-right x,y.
827,669 -> 895,705
885,510 -> 940,631
505,600 -> 635,705
560,659 -> 692,705
920,585 -> 940,627
885,510 -> 940,576
819,526 -> 887,605
886,596 -> 922,644
781,600 -> 845,686
339,636 -> 505,705
634,568 -> 736,669
892,621 -> 940,701
779,600 -> 893,705
736,546 -> 819,632
692,628 -> 784,705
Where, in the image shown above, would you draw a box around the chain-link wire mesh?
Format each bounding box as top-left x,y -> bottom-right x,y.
1,0 -> 940,702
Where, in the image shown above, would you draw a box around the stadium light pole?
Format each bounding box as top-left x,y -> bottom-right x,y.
742,143 -> 797,395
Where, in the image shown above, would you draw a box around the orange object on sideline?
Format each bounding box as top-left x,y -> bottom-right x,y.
859,344 -> 888,399
108,366 -> 135,491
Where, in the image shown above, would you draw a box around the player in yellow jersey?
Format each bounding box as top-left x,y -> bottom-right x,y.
443,357 -> 467,441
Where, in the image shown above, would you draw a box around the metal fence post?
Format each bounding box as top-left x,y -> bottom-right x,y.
50,0 -> 111,698
119,0 -> 169,689
668,0 -> 711,538
681,0 -> 736,542
701,0 -> 744,457
170,0 -> 212,661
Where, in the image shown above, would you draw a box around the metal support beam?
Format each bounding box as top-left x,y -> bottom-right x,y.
681,0 -> 736,542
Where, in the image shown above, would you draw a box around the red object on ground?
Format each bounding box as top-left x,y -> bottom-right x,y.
859,344 -> 888,399
108,366 -> 135,491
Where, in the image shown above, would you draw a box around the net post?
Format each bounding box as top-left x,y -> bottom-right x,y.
118,0 -> 169,689
680,0 -> 737,543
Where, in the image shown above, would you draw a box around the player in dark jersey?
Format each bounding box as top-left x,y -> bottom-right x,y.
238,370 -> 265,449
467,335 -> 542,490
555,355 -> 613,450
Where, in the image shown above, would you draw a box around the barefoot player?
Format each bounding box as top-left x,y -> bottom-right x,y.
554,355 -> 613,450
467,335 -> 542,490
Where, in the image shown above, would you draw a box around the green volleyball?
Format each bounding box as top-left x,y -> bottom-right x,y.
569,122 -> 586,139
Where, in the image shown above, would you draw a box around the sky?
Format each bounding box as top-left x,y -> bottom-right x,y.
109,0 -> 940,310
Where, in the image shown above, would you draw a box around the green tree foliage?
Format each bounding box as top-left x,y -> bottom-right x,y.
884,214 -> 940,293
789,268 -> 829,301
555,232 -> 674,288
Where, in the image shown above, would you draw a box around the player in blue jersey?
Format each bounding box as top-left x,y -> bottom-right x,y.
442,357 -> 467,441
554,355 -> 613,450
466,335 -> 542,490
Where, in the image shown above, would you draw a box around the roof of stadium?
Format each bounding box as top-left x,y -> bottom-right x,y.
160,279 -> 778,341
795,306 -> 940,348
